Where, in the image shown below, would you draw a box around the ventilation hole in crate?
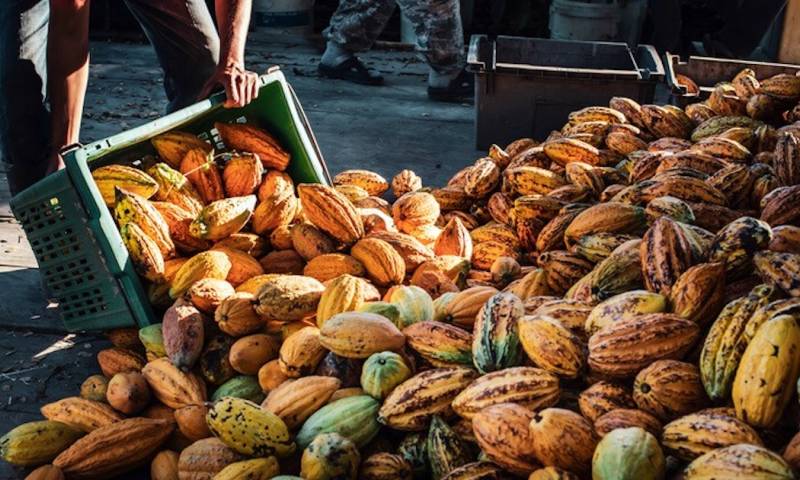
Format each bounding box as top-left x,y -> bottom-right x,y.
59,285 -> 109,320
207,128 -> 224,151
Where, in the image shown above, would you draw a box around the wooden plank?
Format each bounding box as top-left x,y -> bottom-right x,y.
0,221 -> 37,269
780,0 -> 800,63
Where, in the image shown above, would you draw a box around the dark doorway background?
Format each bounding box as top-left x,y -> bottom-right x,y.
88,0 -> 784,61
88,0 -> 550,44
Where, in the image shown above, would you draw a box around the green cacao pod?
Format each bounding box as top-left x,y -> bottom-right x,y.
426,416 -> 472,480
295,395 -> 380,449
211,375 -> 264,403
360,351 -> 412,400
138,323 -> 166,358
472,292 -> 524,374
389,285 -> 435,328
358,302 -> 403,328
398,433 -> 428,478
591,427 -> 665,480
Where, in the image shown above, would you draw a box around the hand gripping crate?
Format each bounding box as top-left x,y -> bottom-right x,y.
467,35 -> 664,150
10,69 -> 330,331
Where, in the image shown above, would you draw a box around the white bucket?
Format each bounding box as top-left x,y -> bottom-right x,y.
549,0 -> 622,43
253,0 -> 314,36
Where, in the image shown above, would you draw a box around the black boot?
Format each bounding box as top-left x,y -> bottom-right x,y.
427,70 -> 474,103
318,57 -> 384,86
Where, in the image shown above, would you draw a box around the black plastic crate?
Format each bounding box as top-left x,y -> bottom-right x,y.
468,35 -> 664,149
665,53 -> 800,107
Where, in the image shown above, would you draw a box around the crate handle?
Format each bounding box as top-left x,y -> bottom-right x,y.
663,52 -> 689,95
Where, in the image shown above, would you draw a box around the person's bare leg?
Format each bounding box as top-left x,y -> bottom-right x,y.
47,0 -> 90,173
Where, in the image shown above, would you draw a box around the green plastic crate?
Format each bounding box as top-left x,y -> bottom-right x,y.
10,69 -> 330,331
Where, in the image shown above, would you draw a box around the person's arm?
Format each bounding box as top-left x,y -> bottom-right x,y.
200,0 -> 259,108
47,0 -> 91,173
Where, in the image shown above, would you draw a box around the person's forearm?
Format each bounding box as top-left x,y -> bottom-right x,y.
48,0 -> 91,150
203,1 -> 258,107
215,0 -> 252,67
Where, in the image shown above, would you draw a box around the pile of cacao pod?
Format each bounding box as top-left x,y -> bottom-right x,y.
5,69 -> 800,480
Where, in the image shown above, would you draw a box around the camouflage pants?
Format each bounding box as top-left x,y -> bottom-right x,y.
323,0 -> 464,75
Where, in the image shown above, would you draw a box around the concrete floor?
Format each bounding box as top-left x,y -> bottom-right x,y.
0,36 -> 479,479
